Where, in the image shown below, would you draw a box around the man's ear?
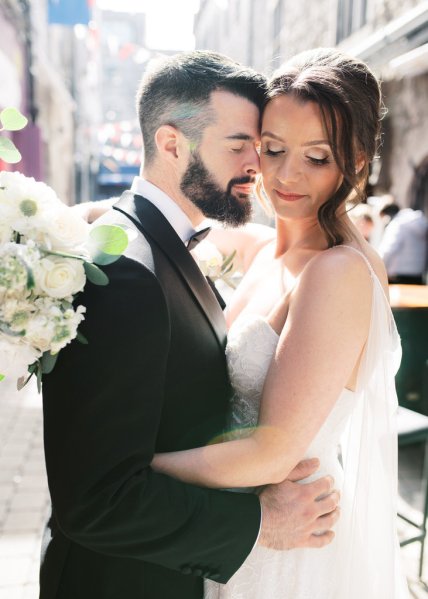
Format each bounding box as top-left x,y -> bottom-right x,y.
154,125 -> 181,163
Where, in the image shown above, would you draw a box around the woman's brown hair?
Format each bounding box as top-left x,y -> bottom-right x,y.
265,48 -> 384,246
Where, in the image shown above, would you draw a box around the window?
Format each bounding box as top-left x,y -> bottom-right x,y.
336,0 -> 367,43
272,0 -> 283,67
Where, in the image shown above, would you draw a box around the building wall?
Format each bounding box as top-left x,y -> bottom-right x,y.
194,0 -> 428,210
381,73 -> 428,205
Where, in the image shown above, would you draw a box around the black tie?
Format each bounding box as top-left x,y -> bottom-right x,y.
186,226 -> 211,251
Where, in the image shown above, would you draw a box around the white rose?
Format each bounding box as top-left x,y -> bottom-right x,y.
34,255 -> 86,298
0,335 -> 40,380
192,240 -> 223,278
44,207 -> 90,252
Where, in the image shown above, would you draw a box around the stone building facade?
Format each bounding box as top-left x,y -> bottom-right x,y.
194,0 -> 428,212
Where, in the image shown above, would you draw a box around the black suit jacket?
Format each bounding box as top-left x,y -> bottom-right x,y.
40,193 -> 261,599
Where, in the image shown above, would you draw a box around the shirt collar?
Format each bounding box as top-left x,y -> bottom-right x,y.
130,176 -> 195,244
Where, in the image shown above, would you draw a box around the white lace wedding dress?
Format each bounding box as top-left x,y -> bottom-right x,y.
205,246 -> 410,599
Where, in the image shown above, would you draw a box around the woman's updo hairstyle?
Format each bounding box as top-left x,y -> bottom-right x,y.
266,48 -> 384,246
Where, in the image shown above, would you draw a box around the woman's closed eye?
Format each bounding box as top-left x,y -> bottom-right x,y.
261,144 -> 285,156
307,155 -> 331,166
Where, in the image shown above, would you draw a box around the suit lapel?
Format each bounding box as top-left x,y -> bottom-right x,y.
113,191 -> 227,349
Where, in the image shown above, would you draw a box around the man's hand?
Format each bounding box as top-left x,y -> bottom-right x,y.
258,458 -> 340,550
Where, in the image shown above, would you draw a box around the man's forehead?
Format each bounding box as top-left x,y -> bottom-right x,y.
207,93 -> 260,135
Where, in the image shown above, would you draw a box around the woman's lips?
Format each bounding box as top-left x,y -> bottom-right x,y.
275,190 -> 307,202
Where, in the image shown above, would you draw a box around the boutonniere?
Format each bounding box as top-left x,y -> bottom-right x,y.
192,240 -> 237,289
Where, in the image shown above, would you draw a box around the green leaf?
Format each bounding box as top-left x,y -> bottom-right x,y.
76,330 -> 88,344
0,108 -> 28,131
37,364 -> 42,393
84,261 -> 109,286
222,250 -> 236,271
222,262 -> 234,275
92,250 -> 122,266
0,374 -> 5,382
41,351 -> 59,374
0,137 -> 21,163
44,249 -> 88,261
89,225 -> 128,257
28,363 -> 37,374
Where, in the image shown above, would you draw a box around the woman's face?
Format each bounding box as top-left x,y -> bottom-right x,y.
260,95 -> 343,221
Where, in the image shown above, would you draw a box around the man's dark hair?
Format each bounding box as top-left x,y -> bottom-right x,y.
136,50 -> 266,165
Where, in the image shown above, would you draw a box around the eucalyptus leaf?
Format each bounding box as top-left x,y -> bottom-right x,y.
41,351 -> 59,374
45,249 -> 88,262
89,225 -> 128,256
92,250 -> 122,266
0,137 -> 21,163
0,107 -> 28,131
61,300 -> 73,310
222,250 -> 236,271
84,261 -> 109,286
37,364 -> 42,393
117,223 -> 138,242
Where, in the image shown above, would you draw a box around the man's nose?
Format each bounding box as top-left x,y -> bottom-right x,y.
244,148 -> 261,176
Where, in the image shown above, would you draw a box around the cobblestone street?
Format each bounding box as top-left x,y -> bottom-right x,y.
1,380 -> 428,598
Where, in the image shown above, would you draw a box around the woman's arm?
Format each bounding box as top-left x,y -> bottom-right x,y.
152,249 -> 372,487
72,198 -> 118,223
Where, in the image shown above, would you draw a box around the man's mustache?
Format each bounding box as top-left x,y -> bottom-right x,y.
227,176 -> 256,194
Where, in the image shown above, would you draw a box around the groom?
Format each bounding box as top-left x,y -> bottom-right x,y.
41,51 -> 339,599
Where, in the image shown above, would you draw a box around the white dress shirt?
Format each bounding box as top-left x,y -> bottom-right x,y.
130,176 -> 196,244
379,209 -> 428,277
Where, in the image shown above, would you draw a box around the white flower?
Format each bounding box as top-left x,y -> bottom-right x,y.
192,240 -> 224,278
0,297 -> 35,332
34,255 -> 86,299
25,313 -> 56,353
0,171 -> 62,237
0,222 -> 12,244
50,304 -> 86,354
25,298 -> 86,354
44,207 -> 90,252
0,334 -> 40,380
0,242 -> 38,301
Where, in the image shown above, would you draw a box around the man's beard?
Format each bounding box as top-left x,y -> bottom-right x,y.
180,152 -> 254,226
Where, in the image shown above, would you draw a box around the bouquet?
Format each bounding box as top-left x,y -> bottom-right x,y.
0,170 -> 130,391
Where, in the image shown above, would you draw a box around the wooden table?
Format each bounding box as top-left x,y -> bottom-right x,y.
389,284 -> 428,308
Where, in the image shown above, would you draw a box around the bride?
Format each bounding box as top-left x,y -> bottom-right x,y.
151,48 -> 410,598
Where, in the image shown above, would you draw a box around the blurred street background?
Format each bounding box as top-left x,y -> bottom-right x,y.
1,0 -> 428,596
